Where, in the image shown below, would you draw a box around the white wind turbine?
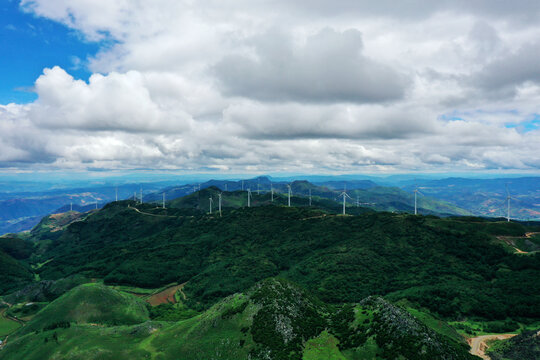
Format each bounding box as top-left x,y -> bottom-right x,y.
218,193 -> 222,217
413,184 -> 424,215
162,192 -> 166,209
209,197 -> 213,214
247,189 -> 252,207
505,184 -> 515,222
287,184 -> 292,207
271,183 -> 274,202
338,185 -> 352,215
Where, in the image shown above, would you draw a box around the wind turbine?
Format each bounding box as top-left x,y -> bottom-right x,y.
115,186 -> 118,202
140,186 -> 143,204
271,183 -> 274,202
162,193 -> 166,209
505,184 -> 514,222
309,188 -> 312,206
242,180 -> 244,191
413,185 -> 423,215
70,202 -> 73,212
257,179 -> 260,195
218,193 -> 222,217
247,189 -> 252,207
338,186 -> 352,215
287,184 -> 292,207
209,197 -> 213,214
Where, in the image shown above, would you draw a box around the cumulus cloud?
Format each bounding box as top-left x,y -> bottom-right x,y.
215,29 -> 409,103
0,0 -> 539,172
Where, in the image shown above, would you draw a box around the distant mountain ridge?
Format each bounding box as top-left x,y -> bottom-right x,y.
145,177 -> 470,217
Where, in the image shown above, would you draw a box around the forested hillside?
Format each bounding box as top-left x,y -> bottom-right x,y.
20,200 -> 540,322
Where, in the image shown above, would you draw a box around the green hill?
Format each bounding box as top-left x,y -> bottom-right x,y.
0,279 -> 477,360
16,283 -> 149,336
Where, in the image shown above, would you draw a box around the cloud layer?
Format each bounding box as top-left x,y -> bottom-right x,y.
1,0 -> 540,172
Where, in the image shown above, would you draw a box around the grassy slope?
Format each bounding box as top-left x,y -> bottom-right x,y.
16,283 -> 149,336
0,279 -> 477,360
0,249 -> 33,294
0,309 -> 21,338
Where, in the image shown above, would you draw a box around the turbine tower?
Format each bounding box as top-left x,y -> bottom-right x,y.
506,184 -> 513,222
271,183 -> 274,202
209,197 -> 213,214
257,179 -> 260,195
242,180 -> 244,191
218,193 -> 222,217
115,187 -> 118,202
338,186 -> 352,215
70,202 -> 73,212
140,186 -> 143,204
413,185 -> 423,215
287,184 -> 291,207
309,188 -> 312,206
247,189 -> 252,207
162,193 -> 166,209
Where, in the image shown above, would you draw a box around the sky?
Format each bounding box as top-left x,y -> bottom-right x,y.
1,1 -> 540,174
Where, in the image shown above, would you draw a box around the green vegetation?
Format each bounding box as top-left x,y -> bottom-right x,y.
147,302 -> 199,321
405,307 -> 465,344
303,331 -> 346,360
6,302 -> 48,320
0,278 -> 478,360
16,283 -> 149,335
3,275 -> 89,304
487,330 -> 540,360
7,201 -> 535,323
0,310 -> 21,338
0,193 -> 538,358
0,249 -> 33,294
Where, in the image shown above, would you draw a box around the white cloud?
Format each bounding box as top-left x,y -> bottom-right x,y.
0,0 -> 539,173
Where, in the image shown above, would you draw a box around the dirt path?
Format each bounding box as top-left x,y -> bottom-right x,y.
496,232 -> 540,254
1,308 -> 24,326
146,283 -> 187,306
127,205 -> 177,218
299,214 -> 328,221
468,334 -> 516,359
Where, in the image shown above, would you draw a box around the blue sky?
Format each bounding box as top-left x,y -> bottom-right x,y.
0,0 -> 99,104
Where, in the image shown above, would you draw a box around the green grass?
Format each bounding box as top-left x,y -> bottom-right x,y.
406,307 -> 465,344
17,283 -> 149,336
0,311 -> 21,338
342,336 -> 381,360
303,330 -> 346,360
448,319 -> 526,337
